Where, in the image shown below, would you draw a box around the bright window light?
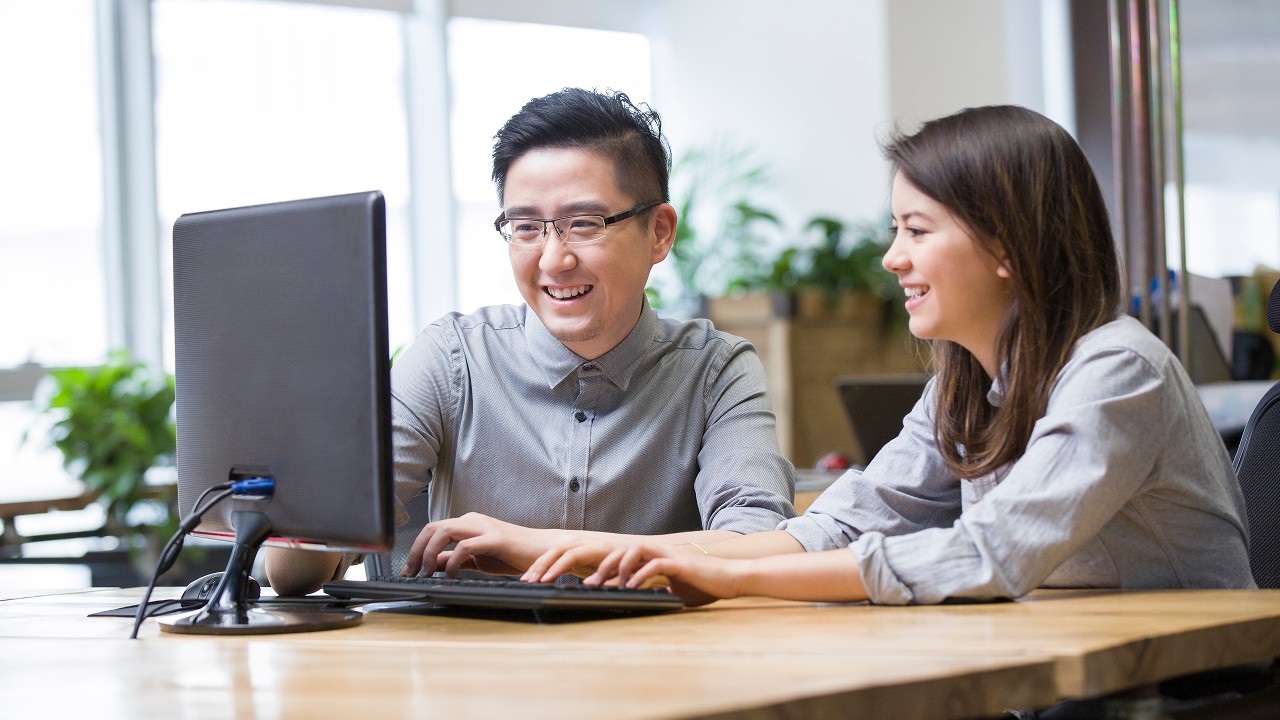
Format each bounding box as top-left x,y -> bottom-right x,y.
152,0 -> 415,358
0,1 -> 108,367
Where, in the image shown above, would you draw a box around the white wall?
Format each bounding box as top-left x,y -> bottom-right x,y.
652,0 -> 893,228
886,0 -> 1055,130
650,0 -> 1059,237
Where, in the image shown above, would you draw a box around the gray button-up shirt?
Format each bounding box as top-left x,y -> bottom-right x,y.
390,302 -> 796,536
781,316 -> 1254,604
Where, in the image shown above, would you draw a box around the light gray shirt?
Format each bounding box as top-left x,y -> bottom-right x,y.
780,316 -> 1254,604
391,302 -> 796,536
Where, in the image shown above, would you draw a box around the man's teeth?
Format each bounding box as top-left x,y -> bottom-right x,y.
547,285 -> 592,299
904,286 -> 928,300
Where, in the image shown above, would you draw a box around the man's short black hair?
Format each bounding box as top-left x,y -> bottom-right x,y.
491,87 -> 671,207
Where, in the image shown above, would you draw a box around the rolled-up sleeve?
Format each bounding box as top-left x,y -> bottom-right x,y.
858,348 -> 1167,604
779,380 -> 961,552
779,339 -> 1219,604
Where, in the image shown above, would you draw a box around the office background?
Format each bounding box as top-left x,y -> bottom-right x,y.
1,0 -> 1277,565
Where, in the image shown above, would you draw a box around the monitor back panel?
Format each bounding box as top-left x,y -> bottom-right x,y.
171,191 -> 393,550
835,375 -> 929,465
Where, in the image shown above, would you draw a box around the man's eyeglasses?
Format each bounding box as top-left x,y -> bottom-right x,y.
495,200 -> 663,246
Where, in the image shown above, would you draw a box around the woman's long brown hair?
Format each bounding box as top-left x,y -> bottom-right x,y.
883,105 -> 1123,479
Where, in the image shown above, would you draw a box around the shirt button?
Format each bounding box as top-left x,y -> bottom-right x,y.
569,478 -> 581,492
582,364 -> 597,372
574,411 -> 587,422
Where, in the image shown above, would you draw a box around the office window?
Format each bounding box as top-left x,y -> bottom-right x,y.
152,0 -> 415,358
0,0 -> 108,521
1179,1 -> 1280,279
447,18 -> 651,313
0,1 -> 108,368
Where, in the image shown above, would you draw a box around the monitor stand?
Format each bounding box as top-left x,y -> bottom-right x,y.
159,510 -> 362,635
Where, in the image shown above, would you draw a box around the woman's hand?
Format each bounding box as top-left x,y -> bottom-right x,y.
521,534 -> 867,605
521,539 -> 629,583
523,540 -> 740,606
620,549 -> 745,607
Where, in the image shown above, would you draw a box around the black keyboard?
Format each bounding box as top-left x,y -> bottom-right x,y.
323,575 -> 685,614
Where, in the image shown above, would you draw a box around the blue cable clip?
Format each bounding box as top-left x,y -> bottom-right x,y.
231,477 -> 275,496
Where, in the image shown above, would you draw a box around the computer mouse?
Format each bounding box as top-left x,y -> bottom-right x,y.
181,572 -> 262,603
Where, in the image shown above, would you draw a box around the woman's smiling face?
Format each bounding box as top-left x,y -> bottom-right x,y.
882,172 -> 1014,377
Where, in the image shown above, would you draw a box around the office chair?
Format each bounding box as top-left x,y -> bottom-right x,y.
1232,278 -> 1280,589
1235,382 -> 1280,589
363,491 -> 430,579
1159,279 -> 1280,719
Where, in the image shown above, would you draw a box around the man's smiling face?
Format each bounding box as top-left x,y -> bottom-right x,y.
503,147 -> 674,360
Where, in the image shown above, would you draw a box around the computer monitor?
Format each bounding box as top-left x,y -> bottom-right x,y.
164,191 -> 394,634
834,374 -> 929,466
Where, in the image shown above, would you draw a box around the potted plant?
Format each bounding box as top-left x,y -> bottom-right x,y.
28,351 -> 179,567
650,141 -> 782,314
765,215 -> 906,329
705,216 -> 924,468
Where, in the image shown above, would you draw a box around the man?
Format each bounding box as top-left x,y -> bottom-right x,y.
266,88 -> 794,595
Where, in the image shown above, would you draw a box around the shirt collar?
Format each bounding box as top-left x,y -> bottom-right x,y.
986,362 -> 1008,407
524,301 -> 659,391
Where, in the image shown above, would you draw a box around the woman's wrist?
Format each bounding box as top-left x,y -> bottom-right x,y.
685,541 -> 711,557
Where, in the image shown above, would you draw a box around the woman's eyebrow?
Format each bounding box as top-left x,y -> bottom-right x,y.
895,210 -> 934,224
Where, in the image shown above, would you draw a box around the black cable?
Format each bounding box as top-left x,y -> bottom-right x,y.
128,483 -> 234,639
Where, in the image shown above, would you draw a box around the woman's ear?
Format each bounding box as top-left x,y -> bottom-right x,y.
996,254 -> 1013,279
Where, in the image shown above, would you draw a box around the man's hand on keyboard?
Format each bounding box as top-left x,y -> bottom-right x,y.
402,513 -> 573,578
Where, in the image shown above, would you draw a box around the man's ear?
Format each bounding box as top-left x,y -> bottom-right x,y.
650,203 -> 678,264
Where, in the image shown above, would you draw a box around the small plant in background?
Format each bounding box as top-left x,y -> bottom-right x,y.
651,140 -> 902,334
772,216 -> 898,301
28,351 -> 177,537
766,215 -> 906,331
652,141 -> 783,311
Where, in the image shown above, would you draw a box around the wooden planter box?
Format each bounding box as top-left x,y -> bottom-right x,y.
706,290 -> 926,468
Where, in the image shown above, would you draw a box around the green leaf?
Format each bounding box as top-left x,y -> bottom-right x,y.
25,350 -> 177,527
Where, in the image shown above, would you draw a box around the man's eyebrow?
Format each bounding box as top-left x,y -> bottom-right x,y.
558,200 -> 610,215
502,205 -> 539,218
502,200 -> 611,218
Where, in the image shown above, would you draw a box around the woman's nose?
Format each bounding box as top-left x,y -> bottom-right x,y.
882,235 -> 908,274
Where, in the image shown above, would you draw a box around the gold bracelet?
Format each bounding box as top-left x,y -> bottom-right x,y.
687,542 -> 710,556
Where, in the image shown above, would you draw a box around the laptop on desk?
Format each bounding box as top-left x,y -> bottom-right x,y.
835,375 -> 930,465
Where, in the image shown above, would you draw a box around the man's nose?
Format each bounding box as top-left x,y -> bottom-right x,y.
538,232 -> 578,273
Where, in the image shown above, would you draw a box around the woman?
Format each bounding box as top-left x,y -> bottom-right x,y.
521,105 -> 1254,605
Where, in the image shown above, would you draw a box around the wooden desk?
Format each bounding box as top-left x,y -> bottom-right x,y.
2,588 -> 1279,719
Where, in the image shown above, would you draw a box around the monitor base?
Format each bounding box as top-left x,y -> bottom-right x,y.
158,606 -> 362,635
158,509 -> 363,636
